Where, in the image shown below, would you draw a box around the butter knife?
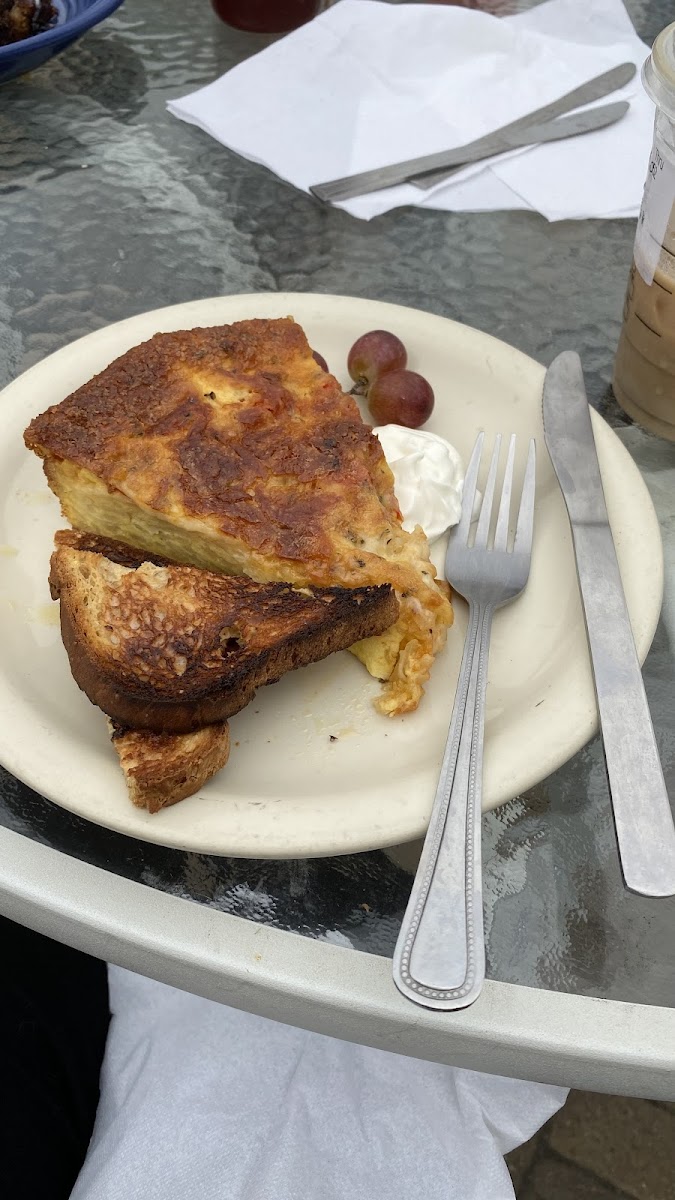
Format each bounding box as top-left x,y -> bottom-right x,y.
543,351 -> 675,899
310,61 -> 635,204
412,60 -> 636,191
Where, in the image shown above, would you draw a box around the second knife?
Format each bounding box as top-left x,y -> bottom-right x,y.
412,59 -> 636,191
311,61 -> 635,204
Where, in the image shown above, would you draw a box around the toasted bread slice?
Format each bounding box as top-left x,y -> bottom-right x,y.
107,718 -> 231,814
49,539 -> 399,733
57,534 -> 233,812
25,317 -> 452,715
60,537 -> 232,812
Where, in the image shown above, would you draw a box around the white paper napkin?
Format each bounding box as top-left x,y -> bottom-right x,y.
167,0 -> 653,222
71,966 -> 568,1200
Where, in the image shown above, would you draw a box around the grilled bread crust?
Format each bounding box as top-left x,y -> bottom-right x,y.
57,533 -> 232,812
26,317 -> 452,715
49,542 -> 399,734
107,719 -> 231,814
54,527 -> 174,568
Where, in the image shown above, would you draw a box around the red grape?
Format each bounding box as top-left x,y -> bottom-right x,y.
367,369 -> 434,429
312,349 -> 329,372
347,329 -> 407,394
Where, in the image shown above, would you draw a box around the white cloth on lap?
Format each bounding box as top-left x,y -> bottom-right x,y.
71,965 -> 567,1200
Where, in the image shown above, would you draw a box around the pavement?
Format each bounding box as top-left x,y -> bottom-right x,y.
506,1094 -> 675,1199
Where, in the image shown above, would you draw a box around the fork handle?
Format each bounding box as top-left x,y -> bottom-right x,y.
393,600 -> 492,1010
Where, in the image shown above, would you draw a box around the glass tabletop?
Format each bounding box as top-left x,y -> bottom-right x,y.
1,0 -> 674,1010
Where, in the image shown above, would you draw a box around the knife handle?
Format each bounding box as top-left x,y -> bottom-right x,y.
572,522 -> 675,897
411,60 -> 636,192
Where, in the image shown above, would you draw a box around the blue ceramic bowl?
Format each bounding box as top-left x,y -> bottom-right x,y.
0,0 -> 125,85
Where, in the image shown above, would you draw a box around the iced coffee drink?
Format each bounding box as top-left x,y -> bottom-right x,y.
613,23 -> 675,439
613,210 -> 675,439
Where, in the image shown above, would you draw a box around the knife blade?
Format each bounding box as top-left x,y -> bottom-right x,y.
542,351 -> 675,898
311,101 -> 629,205
310,61 -> 635,204
412,60 -> 636,191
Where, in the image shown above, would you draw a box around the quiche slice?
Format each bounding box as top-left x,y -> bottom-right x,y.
24,317 -> 452,715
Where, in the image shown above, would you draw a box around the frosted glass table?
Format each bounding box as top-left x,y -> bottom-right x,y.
1,0 -> 674,1101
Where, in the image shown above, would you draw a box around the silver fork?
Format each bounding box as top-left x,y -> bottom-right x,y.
393,432 -> 536,1011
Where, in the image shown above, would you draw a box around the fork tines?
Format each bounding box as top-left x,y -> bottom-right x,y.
461,433 -> 536,554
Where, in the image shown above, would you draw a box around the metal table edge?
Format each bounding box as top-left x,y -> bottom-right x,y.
1,825 -> 672,1100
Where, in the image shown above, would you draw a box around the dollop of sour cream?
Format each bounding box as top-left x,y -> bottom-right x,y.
373,425 -> 466,544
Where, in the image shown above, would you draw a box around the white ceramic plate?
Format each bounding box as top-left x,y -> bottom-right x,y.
0,294 -> 663,858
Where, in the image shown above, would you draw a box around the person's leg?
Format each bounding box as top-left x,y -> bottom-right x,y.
0,915 -> 110,1199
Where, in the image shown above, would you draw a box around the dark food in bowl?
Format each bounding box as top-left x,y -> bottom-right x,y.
0,0 -> 57,46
